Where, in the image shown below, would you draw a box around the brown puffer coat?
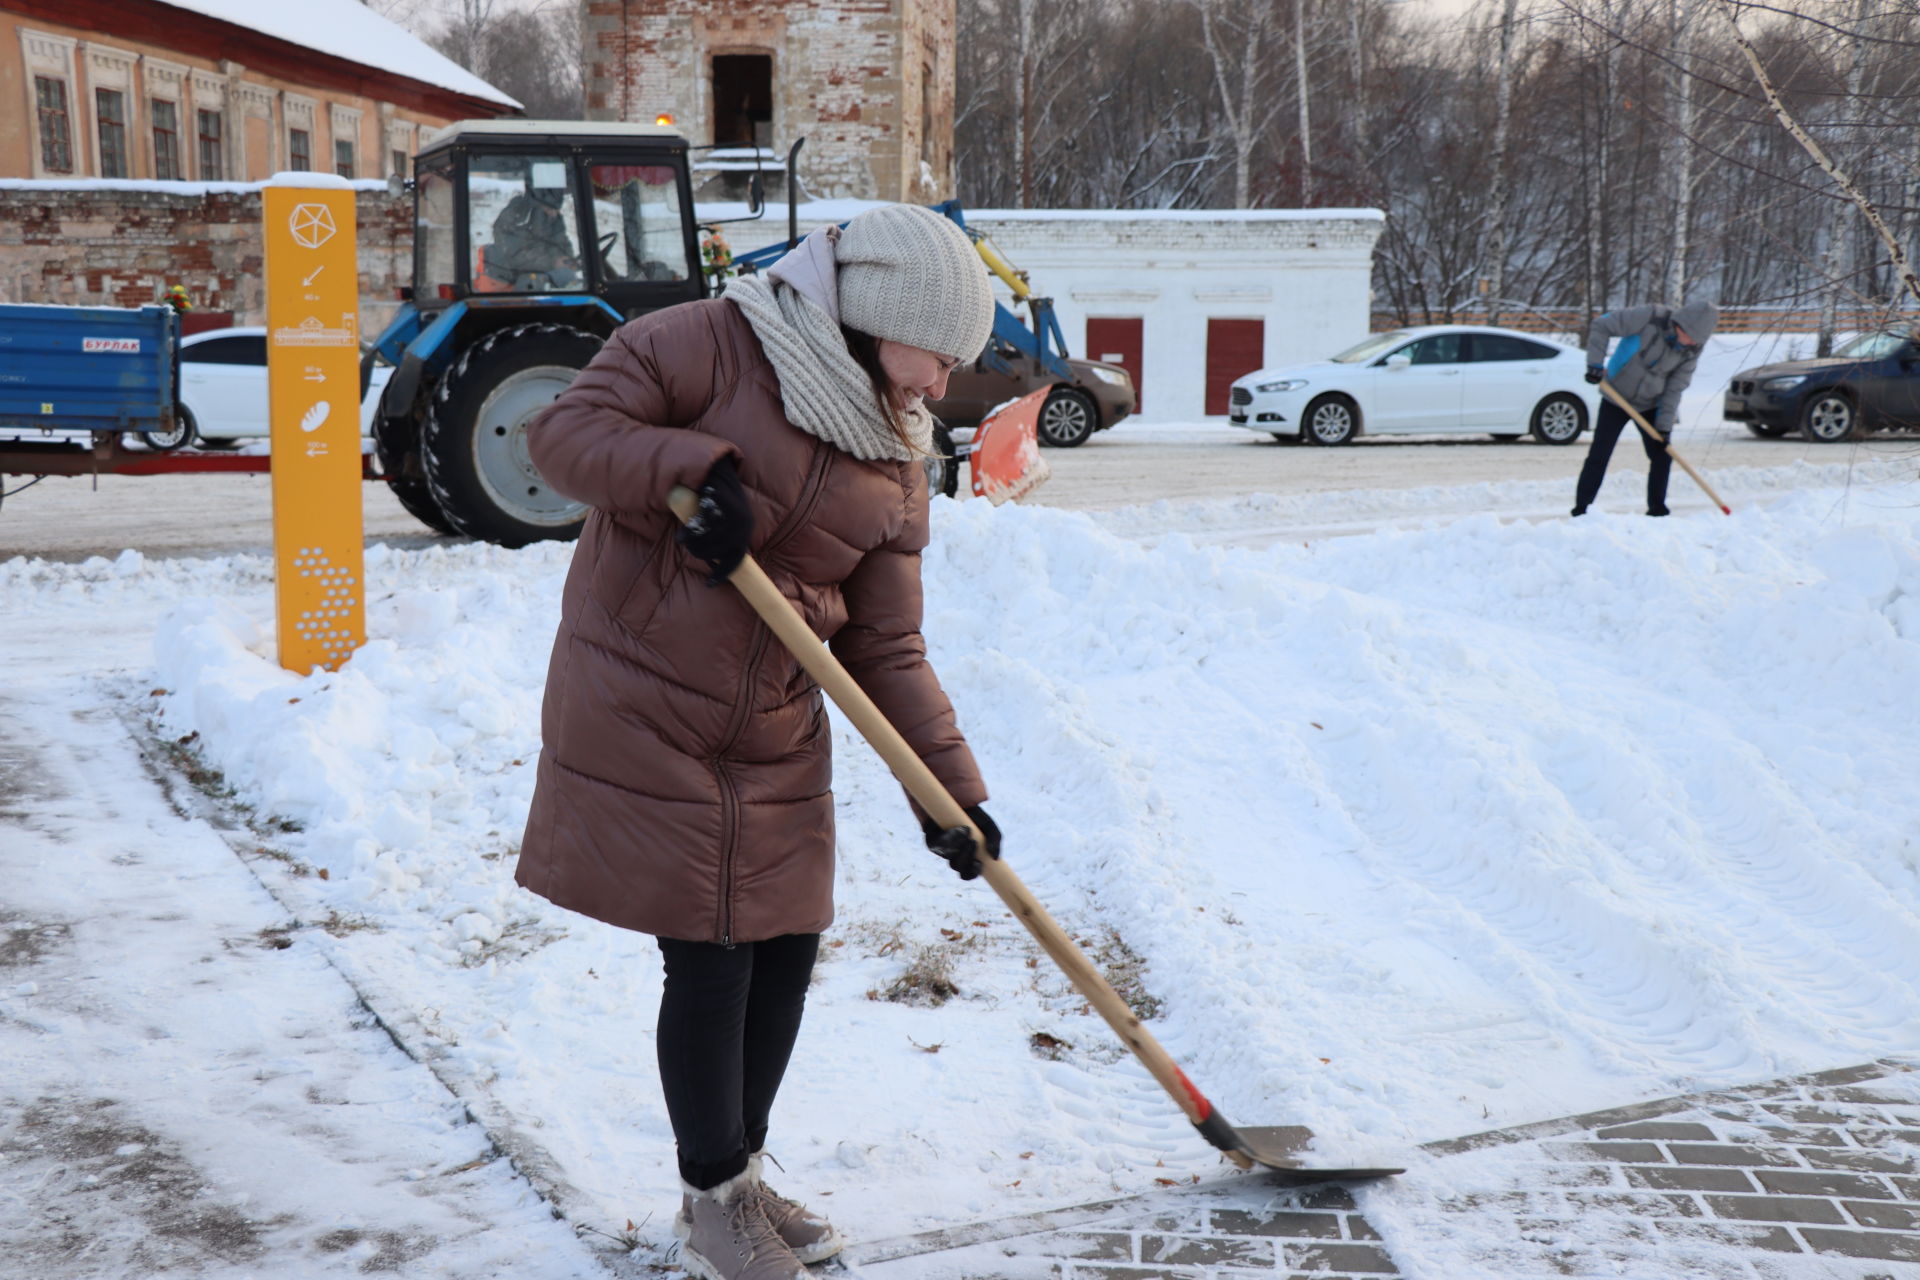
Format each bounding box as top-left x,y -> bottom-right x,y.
515,298 -> 986,944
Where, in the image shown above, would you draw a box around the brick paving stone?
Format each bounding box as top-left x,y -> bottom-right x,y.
1652,1220 -> 1804,1252
1762,1104 -> 1875,1126
1753,1169 -> 1895,1199
1624,1164 -> 1757,1192
1594,1121 -> 1717,1141
1139,1234 -> 1275,1268
1565,1190 -> 1703,1216
1005,1232 -> 1133,1261
1075,1266 -> 1207,1279
1799,1226 -> 1920,1262
1524,1162 -> 1616,1188
1277,1242 -> 1398,1274
1702,1193 -> 1847,1224
1800,1147 -> 1916,1174
1825,1085 -> 1920,1106
1346,1217 -> 1382,1241
1540,1140 -> 1667,1163
1666,1142 -> 1805,1167
1206,1209 -> 1343,1239
1843,1199 -> 1920,1231
1894,1176 -> 1920,1199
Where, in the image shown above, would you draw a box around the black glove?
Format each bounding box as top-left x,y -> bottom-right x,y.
1584,364 -> 1604,385
921,805 -> 1001,881
677,457 -> 753,586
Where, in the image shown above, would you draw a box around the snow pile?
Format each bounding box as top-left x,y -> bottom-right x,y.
21,476 -> 1914,1263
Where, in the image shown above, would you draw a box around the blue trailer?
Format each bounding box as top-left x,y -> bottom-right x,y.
0,303 -> 208,498
0,304 -> 184,441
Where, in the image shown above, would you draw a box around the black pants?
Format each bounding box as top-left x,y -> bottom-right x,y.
1575,399 -> 1673,513
656,932 -> 820,1190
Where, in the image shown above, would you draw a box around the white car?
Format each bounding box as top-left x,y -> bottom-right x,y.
1228,325 -> 1596,446
179,326 -> 393,446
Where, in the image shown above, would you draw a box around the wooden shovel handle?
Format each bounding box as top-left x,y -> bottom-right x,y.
1596,380 -> 1732,515
667,486 -> 1252,1167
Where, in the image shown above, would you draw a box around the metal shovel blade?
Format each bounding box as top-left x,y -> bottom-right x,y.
1225,1125 -> 1407,1186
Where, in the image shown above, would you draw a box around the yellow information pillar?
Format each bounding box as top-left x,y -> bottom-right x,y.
263,180 -> 365,673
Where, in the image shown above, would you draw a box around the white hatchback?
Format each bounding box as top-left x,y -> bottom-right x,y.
1228,325 -> 1596,446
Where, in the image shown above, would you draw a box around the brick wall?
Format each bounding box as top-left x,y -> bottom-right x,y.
0,182 -> 414,335
583,0 -> 954,203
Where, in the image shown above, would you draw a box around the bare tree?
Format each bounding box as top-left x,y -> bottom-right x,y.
1665,0 -> 1695,302
427,2 -> 583,119
1484,0 -> 1524,321
1192,0 -> 1287,208
1717,0 -> 1920,313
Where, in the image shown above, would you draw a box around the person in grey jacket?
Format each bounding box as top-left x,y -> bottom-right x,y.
1573,301 -> 1718,516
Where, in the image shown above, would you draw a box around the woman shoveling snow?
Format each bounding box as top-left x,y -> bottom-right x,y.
513,204 -> 1003,1280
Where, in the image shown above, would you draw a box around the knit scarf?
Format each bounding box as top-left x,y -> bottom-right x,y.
725,238 -> 931,463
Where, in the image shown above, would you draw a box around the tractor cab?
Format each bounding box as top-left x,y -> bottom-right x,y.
371,120 -> 738,547
409,119 -> 706,315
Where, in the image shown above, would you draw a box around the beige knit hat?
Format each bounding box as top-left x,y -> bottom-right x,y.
835,205 -> 996,363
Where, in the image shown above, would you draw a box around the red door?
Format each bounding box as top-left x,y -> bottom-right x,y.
1086,316 -> 1144,410
1205,318 -> 1265,416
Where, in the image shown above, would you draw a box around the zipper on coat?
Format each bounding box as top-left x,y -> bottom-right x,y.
715,759 -> 739,947
708,439 -> 834,946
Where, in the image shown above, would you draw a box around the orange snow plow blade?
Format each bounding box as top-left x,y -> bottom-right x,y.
968,388 -> 1052,505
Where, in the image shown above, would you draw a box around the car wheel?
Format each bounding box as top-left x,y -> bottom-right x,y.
1744,421 -> 1793,439
1529,392 -> 1587,445
1037,386 -> 1097,448
1301,394 -> 1359,445
137,403 -> 197,452
422,324 -> 601,546
924,418 -> 959,499
1800,390 -> 1863,443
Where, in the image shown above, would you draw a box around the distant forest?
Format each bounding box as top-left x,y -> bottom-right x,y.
954,0 -> 1920,337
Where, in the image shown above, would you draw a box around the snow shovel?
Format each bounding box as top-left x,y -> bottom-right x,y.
1596,380 -> 1732,515
668,486 -> 1403,1188
964,388 -> 1052,505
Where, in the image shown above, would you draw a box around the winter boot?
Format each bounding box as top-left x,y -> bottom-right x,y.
747,1151 -> 843,1263
673,1170 -> 807,1280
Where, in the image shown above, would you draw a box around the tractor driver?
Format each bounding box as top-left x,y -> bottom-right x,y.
485,167 -> 581,290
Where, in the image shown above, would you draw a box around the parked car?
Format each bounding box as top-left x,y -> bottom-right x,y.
179,327 -> 393,446
1723,327 -> 1920,442
929,335 -> 1135,448
1228,325 -> 1595,445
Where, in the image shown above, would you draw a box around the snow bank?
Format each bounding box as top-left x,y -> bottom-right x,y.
18,471 -> 1918,1262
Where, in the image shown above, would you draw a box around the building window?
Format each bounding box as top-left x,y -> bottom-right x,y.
289,127 -> 311,171
392,148 -> 407,179
334,138 -> 355,179
197,108 -> 223,180
95,88 -> 128,178
34,76 -> 74,174
152,99 -> 180,179
712,54 -> 773,148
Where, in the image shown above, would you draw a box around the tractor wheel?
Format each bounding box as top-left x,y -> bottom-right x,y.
422,324 -> 602,546
372,391 -> 459,536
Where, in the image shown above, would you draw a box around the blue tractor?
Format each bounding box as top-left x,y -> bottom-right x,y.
367,120 -> 800,545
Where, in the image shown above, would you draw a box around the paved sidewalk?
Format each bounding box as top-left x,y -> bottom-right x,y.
837,1059 -> 1920,1279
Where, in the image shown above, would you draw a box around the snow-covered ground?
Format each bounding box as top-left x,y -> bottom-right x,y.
5,455 -> 1917,1276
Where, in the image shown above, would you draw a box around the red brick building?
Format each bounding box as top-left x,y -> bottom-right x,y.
1,0 -> 517,183
584,0 -> 954,203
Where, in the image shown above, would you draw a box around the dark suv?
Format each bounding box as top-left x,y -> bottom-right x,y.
1725,328 -> 1920,442
929,336 -> 1136,448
